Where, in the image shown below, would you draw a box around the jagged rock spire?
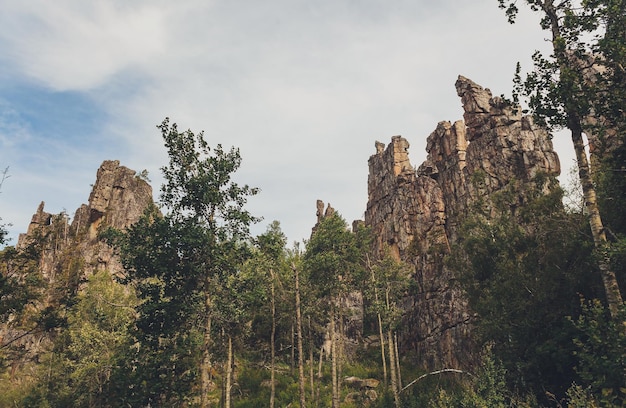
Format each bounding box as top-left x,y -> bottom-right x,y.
364,76 -> 561,370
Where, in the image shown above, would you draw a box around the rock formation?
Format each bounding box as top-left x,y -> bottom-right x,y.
17,160 -> 153,280
312,199 -> 336,235
3,160 -> 152,370
364,76 -> 561,369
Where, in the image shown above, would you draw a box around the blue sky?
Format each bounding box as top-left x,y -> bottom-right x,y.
0,0 -> 577,245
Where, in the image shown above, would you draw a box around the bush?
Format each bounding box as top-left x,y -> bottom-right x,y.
571,299 -> 626,406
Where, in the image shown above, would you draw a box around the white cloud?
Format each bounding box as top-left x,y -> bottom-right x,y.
0,0 -> 578,244
0,102 -> 33,149
0,0 -> 169,91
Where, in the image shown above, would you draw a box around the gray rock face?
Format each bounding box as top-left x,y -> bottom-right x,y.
18,201 -> 52,248
85,160 -> 153,235
364,76 -> 561,370
17,160 -> 153,279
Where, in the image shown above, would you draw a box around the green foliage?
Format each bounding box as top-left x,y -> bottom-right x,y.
364,247 -> 413,333
595,143 -> 626,292
256,220 -> 288,262
449,181 -> 603,400
115,327 -> 203,407
570,299 -> 626,406
304,213 -> 365,301
1,83 -> 622,408
579,0 -> 626,137
15,271 -> 138,408
495,1 -> 626,402
136,168 -> 151,182
498,0 -> 626,317
563,383 -> 601,408
0,222 -> 7,248
303,211 -> 369,360
0,235 -> 56,380
499,0 -> 626,230
242,222 -> 295,353
102,118 -> 259,405
0,243 -> 45,327
426,348 -> 532,408
63,271 -> 137,406
236,363 -> 269,400
467,350 -> 510,407
158,117 -> 259,233
109,204 -> 205,345
500,0 -> 626,134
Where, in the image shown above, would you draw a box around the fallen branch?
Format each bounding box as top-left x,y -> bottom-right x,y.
401,369 -> 473,393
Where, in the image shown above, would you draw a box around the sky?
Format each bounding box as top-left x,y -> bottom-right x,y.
0,0 -> 577,246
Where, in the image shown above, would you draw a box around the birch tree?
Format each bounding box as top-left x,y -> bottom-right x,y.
498,0 -> 625,316
303,212 -> 363,408
108,118 -> 258,406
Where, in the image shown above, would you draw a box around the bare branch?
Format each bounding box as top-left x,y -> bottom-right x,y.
400,368 -> 474,393
0,166 -> 9,192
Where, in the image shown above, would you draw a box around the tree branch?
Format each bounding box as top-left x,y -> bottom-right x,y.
1,327 -> 45,350
400,368 -> 474,393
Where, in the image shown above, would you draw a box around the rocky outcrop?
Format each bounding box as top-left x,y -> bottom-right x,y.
17,160 -> 153,279
364,76 -> 561,369
312,199 -> 336,235
18,202 -> 52,245
4,160 -> 152,371
83,160 -> 153,237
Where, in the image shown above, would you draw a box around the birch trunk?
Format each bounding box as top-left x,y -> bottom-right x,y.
338,316 -> 344,400
317,346 -> 323,379
293,262 -> 306,408
270,270 -> 276,408
309,317 -> 314,402
370,259 -> 388,385
571,119 -> 623,317
394,333 -> 402,389
378,313 -> 388,385
225,335 -> 233,408
385,283 -> 400,407
541,0 -> 624,318
331,306 -> 340,408
387,330 -> 400,408
201,298 -> 213,408
309,335 -> 315,402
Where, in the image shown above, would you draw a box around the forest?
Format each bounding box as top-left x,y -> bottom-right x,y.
1,1 -> 625,407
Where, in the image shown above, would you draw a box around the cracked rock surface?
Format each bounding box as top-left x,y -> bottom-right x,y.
364,76 -> 560,370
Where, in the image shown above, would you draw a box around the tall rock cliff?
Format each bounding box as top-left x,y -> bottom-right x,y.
364,76 -> 561,369
17,159 -> 153,281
